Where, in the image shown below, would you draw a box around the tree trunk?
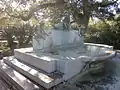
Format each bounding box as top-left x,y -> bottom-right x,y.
6,34 -> 14,50
82,0 -> 91,33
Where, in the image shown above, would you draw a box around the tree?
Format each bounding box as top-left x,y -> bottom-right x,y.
85,14 -> 120,49
1,23 -> 37,49
1,0 -> 119,33
13,23 -> 37,48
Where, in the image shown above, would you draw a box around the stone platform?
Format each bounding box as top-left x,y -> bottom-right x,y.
0,51 -> 116,90
14,44 -> 87,80
14,48 -> 56,73
14,43 -> 115,80
0,43 -> 115,90
0,52 -> 118,90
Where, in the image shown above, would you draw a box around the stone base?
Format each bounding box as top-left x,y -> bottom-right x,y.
14,43 -> 115,81
14,45 -> 87,81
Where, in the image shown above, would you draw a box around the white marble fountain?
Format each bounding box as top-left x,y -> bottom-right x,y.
13,31 -> 115,88
1,16 -> 116,89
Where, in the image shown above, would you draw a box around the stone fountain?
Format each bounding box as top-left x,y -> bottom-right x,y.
0,15 -> 116,90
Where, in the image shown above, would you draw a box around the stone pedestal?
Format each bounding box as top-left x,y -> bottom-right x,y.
32,30 -> 83,51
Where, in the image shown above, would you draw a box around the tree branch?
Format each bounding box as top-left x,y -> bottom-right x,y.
4,0 -> 67,21
98,1 -> 117,7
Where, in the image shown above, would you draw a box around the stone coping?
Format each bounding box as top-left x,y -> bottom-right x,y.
14,43 -> 115,62
84,43 -> 115,61
14,48 -> 59,62
15,43 -> 113,53
14,47 -> 33,53
76,51 -> 116,62
84,43 -> 113,49
14,43 -> 113,53
92,51 -> 116,61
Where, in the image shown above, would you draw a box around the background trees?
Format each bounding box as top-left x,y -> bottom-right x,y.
85,14 -> 120,49
0,0 -> 120,51
0,0 -> 119,31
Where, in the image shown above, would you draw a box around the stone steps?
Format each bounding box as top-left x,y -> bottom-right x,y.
3,57 -> 64,89
0,60 -> 40,90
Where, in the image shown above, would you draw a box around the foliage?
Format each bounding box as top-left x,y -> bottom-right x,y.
0,0 -> 119,33
0,0 -> 120,50
1,23 -> 37,49
0,41 -> 12,57
85,15 -> 120,49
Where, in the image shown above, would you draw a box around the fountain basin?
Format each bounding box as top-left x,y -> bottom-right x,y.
14,43 -> 115,80
14,48 -> 56,73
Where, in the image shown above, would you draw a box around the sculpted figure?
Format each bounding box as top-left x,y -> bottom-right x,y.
54,14 -> 70,30
34,22 -> 48,40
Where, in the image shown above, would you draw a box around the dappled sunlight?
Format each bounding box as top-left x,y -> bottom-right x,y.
0,0 -> 120,89
40,56 -> 53,61
10,57 -> 54,83
13,70 -> 26,82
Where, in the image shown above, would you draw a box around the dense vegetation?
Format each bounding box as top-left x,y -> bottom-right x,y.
0,0 -> 120,56
85,15 -> 120,49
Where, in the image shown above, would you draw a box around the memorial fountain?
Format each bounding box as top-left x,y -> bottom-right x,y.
0,15 -> 116,90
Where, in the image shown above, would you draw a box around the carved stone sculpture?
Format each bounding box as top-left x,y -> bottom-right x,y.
54,14 -> 70,30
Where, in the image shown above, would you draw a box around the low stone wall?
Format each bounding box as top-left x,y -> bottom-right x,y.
84,43 -> 114,58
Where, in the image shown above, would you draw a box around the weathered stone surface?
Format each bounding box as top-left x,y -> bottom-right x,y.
3,57 -> 63,89
0,50 -> 117,90
14,43 -> 115,81
14,48 -> 56,73
0,60 -> 40,90
33,30 -> 83,50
